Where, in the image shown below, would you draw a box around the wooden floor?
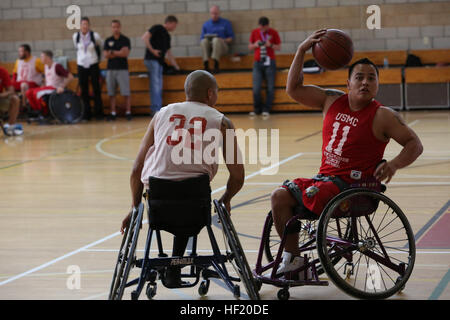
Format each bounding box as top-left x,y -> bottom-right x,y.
0,110 -> 449,300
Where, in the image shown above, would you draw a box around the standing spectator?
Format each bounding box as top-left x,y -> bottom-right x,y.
26,50 -> 74,116
103,19 -> 132,121
200,5 -> 234,73
142,15 -> 180,116
0,65 -> 22,136
248,17 -> 281,117
12,44 -> 44,107
73,16 -> 104,120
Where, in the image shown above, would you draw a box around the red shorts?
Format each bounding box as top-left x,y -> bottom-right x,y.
12,80 -> 39,91
281,178 -> 341,216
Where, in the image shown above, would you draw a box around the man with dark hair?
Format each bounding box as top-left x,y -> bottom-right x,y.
73,16 -> 104,120
248,16 -> 281,117
104,19 -> 132,121
26,50 -> 73,116
270,30 -> 423,275
12,44 -> 45,107
200,6 -> 234,73
0,64 -> 22,136
142,15 -> 180,116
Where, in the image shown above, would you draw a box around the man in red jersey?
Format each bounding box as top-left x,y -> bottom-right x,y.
271,29 -> 423,274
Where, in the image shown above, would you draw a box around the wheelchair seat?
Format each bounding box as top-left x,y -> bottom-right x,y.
147,174 -> 211,237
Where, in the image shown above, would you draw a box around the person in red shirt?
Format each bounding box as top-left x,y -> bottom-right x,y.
0,65 -> 22,136
248,17 -> 281,117
270,30 -> 423,274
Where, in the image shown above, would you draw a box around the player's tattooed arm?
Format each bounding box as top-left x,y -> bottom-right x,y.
325,89 -> 345,97
393,111 -> 406,126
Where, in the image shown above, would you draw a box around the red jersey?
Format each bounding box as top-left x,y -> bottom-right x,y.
0,66 -> 11,92
249,27 -> 281,61
319,94 -> 388,184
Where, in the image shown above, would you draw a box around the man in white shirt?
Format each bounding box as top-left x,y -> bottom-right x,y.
120,70 -> 245,287
73,16 -> 104,120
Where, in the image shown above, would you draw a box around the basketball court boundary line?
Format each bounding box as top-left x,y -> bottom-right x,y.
0,149 -> 304,288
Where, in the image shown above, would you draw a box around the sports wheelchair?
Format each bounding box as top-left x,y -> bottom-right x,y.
254,179 -> 416,300
26,90 -> 84,125
109,175 -> 260,300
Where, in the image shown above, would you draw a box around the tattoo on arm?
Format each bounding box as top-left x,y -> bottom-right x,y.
325,89 -> 344,97
393,112 -> 406,126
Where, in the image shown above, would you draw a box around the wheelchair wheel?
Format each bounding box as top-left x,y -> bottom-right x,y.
214,200 -> 260,300
263,211 -> 343,275
48,90 -> 84,124
108,203 -> 144,300
316,189 -> 416,300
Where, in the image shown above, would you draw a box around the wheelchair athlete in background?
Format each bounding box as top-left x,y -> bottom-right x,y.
26,50 -> 74,117
271,30 -> 423,275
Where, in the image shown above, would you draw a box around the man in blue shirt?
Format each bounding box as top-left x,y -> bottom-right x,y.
200,5 -> 234,73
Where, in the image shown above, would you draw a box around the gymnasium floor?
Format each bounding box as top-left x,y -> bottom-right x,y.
0,110 -> 449,300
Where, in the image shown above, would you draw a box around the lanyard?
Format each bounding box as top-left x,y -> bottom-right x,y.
260,29 -> 269,42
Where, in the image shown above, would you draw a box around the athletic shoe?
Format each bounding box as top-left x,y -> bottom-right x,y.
126,113 -> 132,121
276,252 -> 304,274
262,112 -> 270,117
106,114 -> 116,121
249,112 -> 256,116
12,124 -> 23,136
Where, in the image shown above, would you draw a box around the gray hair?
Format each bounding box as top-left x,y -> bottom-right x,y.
184,70 -> 217,101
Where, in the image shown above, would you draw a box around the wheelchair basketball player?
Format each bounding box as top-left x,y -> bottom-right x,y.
120,70 -> 245,287
270,30 -> 424,275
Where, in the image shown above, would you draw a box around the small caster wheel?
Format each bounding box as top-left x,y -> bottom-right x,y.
131,290 -> 139,300
277,288 -> 290,301
233,284 -> 240,298
146,283 -> 157,300
254,279 -> 263,292
198,280 -> 210,296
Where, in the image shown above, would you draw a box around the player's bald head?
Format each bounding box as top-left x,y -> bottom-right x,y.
184,70 -> 218,102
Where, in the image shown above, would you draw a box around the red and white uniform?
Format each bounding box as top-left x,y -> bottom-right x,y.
26,62 -> 69,115
319,94 -> 388,183
285,94 -> 388,216
141,101 -> 224,188
12,56 -> 44,90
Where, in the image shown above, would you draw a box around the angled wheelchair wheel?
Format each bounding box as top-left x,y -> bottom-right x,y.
316,188 -> 416,300
263,211 -> 343,275
214,200 -> 260,300
108,203 -> 144,300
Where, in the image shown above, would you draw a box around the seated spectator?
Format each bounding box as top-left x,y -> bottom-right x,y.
200,5 -> 234,73
0,65 -> 22,136
103,19 -> 132,121
12,44 -> 44,107
26,50 -> 74,116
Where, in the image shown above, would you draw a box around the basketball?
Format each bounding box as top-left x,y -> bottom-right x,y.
312,29 -> 354,70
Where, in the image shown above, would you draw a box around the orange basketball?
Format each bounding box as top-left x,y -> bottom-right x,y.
312,29 -> 354,70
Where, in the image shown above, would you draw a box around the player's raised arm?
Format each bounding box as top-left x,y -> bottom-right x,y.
373,107 -> 423,183
286,29 -> 344,113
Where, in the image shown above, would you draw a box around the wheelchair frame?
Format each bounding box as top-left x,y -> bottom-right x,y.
109,198 -> 260,300
253,186 -> 416,300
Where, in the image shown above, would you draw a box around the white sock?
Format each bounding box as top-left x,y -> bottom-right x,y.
111,112 -> 116,116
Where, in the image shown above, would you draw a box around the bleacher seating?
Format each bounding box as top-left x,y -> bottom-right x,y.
2,49 -> 449,114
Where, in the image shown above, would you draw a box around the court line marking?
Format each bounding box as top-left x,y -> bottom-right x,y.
0,149 -> 305,288
429,269 -> 450,300
95,127 -> 147,161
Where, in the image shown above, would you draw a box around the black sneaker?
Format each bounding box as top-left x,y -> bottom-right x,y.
106,114 -> 116,121
125,113 -> 132,121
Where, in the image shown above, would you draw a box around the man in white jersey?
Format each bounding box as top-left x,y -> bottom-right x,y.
120,70 -> 244,286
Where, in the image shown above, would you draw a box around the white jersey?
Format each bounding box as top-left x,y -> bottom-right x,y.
141,101 -> 224,188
